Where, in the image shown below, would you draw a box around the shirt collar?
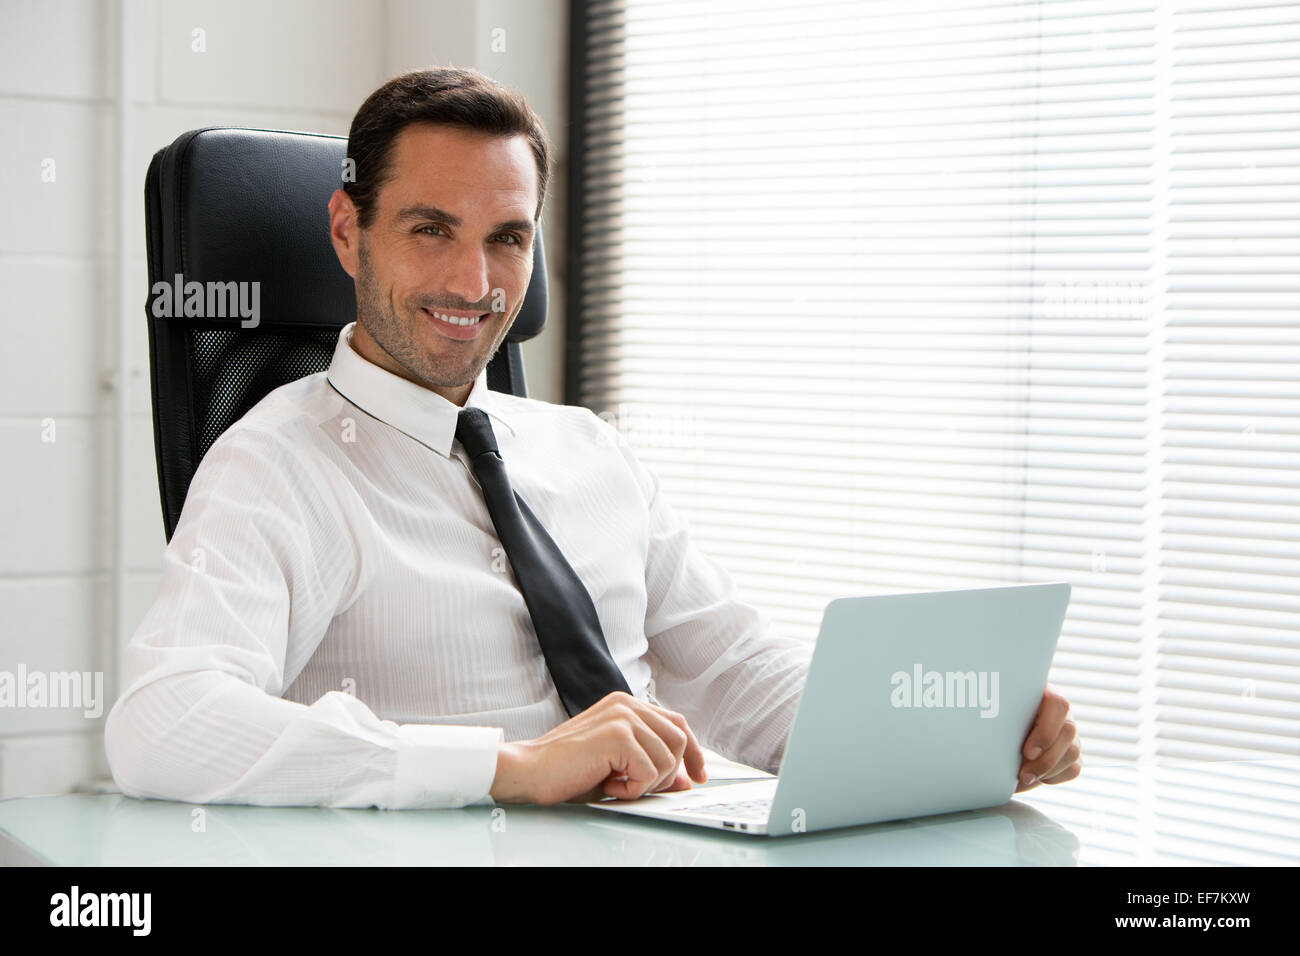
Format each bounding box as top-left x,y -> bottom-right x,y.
325,322 -> 516,458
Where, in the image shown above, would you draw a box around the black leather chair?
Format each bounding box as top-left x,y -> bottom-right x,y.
143,127 -> 547,542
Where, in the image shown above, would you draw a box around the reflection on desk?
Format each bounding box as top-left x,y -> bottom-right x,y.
0,789 -> 1069,866
0,758 -> 1293,866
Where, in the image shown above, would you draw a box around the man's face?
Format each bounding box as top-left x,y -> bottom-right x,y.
330,123 -> 538,405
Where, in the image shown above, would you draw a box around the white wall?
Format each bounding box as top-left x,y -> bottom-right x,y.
0,0 -> 570,798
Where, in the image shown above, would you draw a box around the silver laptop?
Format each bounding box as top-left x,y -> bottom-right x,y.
587,581 -> 1071,837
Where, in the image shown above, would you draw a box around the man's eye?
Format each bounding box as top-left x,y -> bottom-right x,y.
416,225 -> 446,236
494,233 -> 521,246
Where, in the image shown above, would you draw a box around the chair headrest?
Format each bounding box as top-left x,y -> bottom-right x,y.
145,126 -> 547,341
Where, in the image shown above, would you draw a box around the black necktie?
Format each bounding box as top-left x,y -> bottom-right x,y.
455,406 -> 632,716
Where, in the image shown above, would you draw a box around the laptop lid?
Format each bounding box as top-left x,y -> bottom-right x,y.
766,581 -> 1071,836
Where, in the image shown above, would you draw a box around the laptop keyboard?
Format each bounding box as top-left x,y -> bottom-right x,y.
671,797 -> 772,821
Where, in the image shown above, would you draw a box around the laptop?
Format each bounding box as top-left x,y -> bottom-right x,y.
587,581 -> 1071,837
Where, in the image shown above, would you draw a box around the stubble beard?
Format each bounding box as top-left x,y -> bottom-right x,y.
354,232 -> 502,391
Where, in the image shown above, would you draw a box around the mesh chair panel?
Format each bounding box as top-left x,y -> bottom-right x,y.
188,327 -> 340,460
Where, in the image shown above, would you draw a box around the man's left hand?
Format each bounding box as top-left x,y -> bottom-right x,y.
1016,684 -> 1081,793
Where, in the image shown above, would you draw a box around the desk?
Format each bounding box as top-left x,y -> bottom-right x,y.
1,758 -> 1296,866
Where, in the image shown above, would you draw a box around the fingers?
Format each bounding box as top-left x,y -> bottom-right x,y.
655,765 -> 694,793
1016,687 -> 1068,793
662,707 -> 708,784
623,713 -> 681,795
1041,755 -> 1082,785
569,765 -> 691,803
591,697 -> 678,798
599,692 -> 707,782
1021,685 -> 1070,765
1016,718 -> 1081,793
597,715 -> 667,799
1039,736 -> 1082,784
633,701 -> 708,787
1014,687 -> 1076,793
591,692 -> 707,798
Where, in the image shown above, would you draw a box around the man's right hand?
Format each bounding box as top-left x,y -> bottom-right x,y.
489,691 -> 709,805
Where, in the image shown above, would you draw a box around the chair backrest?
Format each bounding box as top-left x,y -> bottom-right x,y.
143,126 -> 547,541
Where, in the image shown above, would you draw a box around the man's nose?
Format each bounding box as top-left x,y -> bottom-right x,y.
440,240 -> 491,307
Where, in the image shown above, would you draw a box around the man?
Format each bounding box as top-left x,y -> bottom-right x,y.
105,67 -> 1081,810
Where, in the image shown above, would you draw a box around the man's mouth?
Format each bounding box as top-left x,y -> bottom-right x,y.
423,307 -> 491,341
425,308 -> 486,327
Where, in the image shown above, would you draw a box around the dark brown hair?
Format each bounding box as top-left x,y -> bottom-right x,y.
342,66 -> 552,229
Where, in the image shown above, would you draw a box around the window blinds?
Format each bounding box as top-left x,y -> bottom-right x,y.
568,0 -> 1300,772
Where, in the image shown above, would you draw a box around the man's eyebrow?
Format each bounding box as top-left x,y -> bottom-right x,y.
394,204 -> 535,237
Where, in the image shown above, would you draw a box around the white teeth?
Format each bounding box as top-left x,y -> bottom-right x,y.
431,310 -> 481,327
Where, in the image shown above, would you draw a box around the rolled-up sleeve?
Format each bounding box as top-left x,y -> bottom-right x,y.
104,426 -> 503,809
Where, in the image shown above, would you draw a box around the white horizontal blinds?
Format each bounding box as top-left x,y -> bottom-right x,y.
580,0 -> 1066,644
579,0 -> 1153,768
1151,761 -> 1300,863
574,0 -> 1300,767
1155,1 -> 1300,761
1014,1 -> 1161,768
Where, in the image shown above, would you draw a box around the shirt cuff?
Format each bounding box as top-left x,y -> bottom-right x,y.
393,724 -> 505,809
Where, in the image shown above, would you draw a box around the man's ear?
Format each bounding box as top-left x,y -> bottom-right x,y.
328,188 -> 360,279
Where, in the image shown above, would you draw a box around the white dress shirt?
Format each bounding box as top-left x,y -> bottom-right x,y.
105,323 -> 812,809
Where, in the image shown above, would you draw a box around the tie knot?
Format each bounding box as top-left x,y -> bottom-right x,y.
455,406 -> 499,459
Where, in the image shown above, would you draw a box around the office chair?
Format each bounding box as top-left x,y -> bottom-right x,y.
143,127 -> 548,542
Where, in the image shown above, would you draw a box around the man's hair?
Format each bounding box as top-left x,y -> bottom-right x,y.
342,66 -> 553,229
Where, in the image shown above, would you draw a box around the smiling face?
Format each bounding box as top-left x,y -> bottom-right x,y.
327,122 -> 538,406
